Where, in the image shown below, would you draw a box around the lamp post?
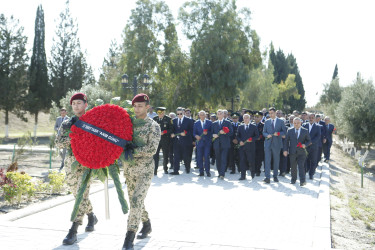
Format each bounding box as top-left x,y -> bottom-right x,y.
226,95 -> 240,111
121,74 -> 151,96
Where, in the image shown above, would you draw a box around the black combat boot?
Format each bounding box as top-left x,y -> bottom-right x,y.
122,231 -> 135,250
62,222 -> 79,245
137,219 -> 152,239
85,212 -> 98,232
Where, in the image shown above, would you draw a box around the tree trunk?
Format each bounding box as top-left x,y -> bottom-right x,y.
33,112 -> 38,138
5,110 -> 9,138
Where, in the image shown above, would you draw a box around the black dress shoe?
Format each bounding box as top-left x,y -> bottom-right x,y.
251,174 -> 255,179
300,182 -> 306,186
164,170 -> 168,174
194,166 -> 199,169
280,172 -> 286,177
206,172 -> 211,177
186,169 -> 190,173
309,175 -> 314,180
263,178 -> 270,184
256,173 -> 260,176
239,177 -> 246,180
169,172 -> 179,175
199,173 -> 204,176
230,171 -> 235,174
273,177 -> 279,182
290,180 -> 296,184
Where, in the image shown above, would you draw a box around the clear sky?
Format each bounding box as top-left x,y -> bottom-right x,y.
1,0 -> 374,107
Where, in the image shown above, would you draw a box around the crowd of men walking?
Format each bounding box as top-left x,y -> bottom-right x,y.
150,106 -> 335,186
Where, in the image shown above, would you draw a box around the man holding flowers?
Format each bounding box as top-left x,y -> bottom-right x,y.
237,114 -> 259,180
211,109 -> 233,179
193,110 -> 212,177
283,117 -> 311,186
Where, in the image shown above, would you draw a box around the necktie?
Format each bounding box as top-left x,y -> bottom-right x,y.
295,129 -> 298,138
272,119 -> 275,130
220,121 -> 222,127
246,125 -> 248,131
178,119 -> 181,127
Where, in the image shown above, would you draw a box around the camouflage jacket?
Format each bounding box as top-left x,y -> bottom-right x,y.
55,116 -> 79,153
133,116 -> 161,159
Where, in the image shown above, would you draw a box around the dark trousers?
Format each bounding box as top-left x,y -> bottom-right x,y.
196,146 -> 211,174
153,141 -> 170,173
279,149 -> 287,174
187,144 -> 194,166
289,152 -> 307,182
169,140 -> 174,169
264,146 -> 281,179
214,147 -> 229,177
323,141 -> 332,160
317,146 -> 323,162
255,142 -> 264,174
286,155 -> 291,173
227,145 -> 239,172
173,143 -> 191,172
305,145 -> 318,177
210,143 -> 216,164
239,146 -> 255,177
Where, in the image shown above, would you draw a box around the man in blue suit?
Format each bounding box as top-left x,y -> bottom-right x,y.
211,109 -> 233,179
283,118 -> 312,186
193,110 -> 212,177
237,114 -> 259,180
262,107 -> 286,183
323,116 -> 335,163
303,113 -> 321,179
170,107 -> 194,175
316,114 -> 326,164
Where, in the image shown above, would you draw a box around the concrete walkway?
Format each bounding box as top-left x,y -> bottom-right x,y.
0,161 -> 331,250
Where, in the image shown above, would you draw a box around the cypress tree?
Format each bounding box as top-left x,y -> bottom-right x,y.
28,5 -> 50,137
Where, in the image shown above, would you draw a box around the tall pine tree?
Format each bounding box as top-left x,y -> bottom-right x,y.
286,53 -> 305,112
49,0 -> 94,106
28,5 -> 50,137
0,14 -> 29,137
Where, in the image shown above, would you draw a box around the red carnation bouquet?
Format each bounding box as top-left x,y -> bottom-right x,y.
266,131 -> 280,140
67,100 -> 146,222
175,130 -> 187,136
162,130 -> 167,135
237,137 -> 253,149
213,126 -> 230,142
196,129 -> 209,146
297,142 -> 308,155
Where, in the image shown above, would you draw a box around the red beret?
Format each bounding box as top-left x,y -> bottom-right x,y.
132,93 -> 149,106
70,92 -> 87,105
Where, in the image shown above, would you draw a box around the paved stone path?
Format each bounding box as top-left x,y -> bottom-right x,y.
0,160 -> 331,250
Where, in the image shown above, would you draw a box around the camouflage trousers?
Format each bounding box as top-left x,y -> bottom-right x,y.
123,157 -> 154,232
65,155 -> 93,224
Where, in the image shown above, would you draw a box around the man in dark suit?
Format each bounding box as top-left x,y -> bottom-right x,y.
237,114 -> 259,180
254,111 -> 265,176
193,110 -> 212,177
211,109 -> 233,179
263,107 -> 287,183
153,107 -> 173,175
303,113 -> 321,179
184,108 -> 196,169
316,114 -> 326,163
228,112 -> 240,174
170,107 -> 194,175
210,114 -> 217,165
283,118 -> 312,186
323,116 -> 335,163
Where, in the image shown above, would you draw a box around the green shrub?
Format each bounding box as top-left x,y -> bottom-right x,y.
48,170 -> 66,194
1,183 -> 17,203
5,172 -> 35,204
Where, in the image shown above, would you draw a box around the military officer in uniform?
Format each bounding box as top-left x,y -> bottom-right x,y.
122,93 -> 161,250
254,111 -> 265,176
153,107 -> 172,175
56,93 -> 98,245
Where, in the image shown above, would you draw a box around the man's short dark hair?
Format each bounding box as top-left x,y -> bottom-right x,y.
185,108 -> 191,112
269,107 -> 276,112
302,111 -> 307,115
60,108 -> 67,111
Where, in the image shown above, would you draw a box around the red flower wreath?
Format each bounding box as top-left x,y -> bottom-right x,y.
69,104 -> 133,169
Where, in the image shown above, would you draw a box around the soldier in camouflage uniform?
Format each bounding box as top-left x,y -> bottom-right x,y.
55,93 -> 98,245
122,93 -> 161,250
